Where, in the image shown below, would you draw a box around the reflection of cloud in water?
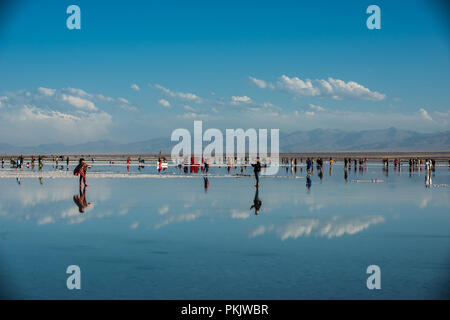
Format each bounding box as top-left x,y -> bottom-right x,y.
308,203 -> 325,212
9,187 -> 75,207
60,205 -> 95,224
250,215 -> 385,240
0,181 -> 124,225
262,183 -> 450,212
0,181 -> 111,207
420,195 -> 432,208
158,205 -> 170,215
155,210 -> 203,229
130,221 -> 139,229
230,210 -> 251,219
249,225 -> 274,238
37,215 -> 55,225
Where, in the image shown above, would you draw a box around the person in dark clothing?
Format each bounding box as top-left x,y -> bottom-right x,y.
250,187 -> 262,215
306,158 -> 312,171
251,158 -> 262,187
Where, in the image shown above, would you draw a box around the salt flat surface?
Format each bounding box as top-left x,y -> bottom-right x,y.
0,162 -> 448,299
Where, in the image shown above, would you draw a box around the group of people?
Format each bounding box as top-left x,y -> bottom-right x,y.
2,155 -> 44,170
5,154 -> 445,215
344,158 -> 368,168
2,155 -> 77,171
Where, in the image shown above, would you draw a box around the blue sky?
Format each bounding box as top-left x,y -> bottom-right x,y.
0,0 -> 449,145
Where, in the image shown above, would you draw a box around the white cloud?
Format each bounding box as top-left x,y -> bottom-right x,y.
154,84 -> 202,103
96,94 -> 114,102
38,87 -> 56,96
253,75 -> 386,101
118,97 -> 130,104
419,108 -> 433,121
62,94 -> 97,111
158,98 -> 171,108
183,105 -> 196,112
118,97 -> 138,111
0,87 -> 113,145
249,76 -> 274,89
0,96 -> 6,108
179,112 -> 198,119
131,84 -> 140,91
66,87 -> 91,97
120,104 -> 138,112
309,103 -> 325,112
231,95 -> 252,104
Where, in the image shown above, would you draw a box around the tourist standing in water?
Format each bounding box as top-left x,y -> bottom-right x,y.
74,158 -> 91,187
251,158 -> 261,187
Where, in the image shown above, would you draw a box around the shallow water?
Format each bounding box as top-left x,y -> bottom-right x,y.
0,162 -> 449,299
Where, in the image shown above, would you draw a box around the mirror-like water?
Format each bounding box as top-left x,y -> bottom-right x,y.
0,162 -> 449,299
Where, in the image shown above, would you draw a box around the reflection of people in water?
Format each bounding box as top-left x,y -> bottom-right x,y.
306,173 -> 312,190
250,186 -> 262,215
203,177 -> 209,193
383,165 -> 389,177
39,177 -> 43,185
73,186 -> 91,213
425,170 -> 432,188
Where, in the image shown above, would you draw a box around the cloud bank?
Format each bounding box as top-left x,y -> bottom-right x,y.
250,75 -> 386,101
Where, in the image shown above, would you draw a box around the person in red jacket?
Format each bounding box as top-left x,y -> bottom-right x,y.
73,158 -> 91,187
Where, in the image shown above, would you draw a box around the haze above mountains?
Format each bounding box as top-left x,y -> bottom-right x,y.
0,128 -> 449,154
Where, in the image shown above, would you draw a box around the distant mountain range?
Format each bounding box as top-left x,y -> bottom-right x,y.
0,128 -> 449,154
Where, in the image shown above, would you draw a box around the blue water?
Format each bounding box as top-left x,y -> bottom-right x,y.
0,162 -> 449,299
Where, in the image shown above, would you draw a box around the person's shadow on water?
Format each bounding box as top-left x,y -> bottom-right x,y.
250,186 -> 262,215
73,186 -> 91,213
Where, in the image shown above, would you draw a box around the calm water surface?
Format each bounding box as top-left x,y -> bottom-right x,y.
0,162 -> 449,299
